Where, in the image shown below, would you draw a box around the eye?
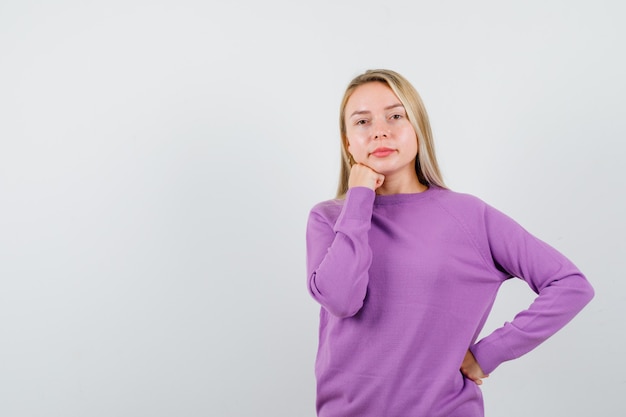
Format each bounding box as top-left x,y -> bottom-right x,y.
390,114 -> 403,120
355,119 -> 368,126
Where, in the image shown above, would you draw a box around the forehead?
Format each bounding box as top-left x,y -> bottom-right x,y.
345,82 -> 401,112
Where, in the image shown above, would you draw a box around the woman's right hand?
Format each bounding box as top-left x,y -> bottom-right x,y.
348,163 -> 385,191
460,350 -> 489,386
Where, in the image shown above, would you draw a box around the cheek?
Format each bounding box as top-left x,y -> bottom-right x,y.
401,129 -> 419,154
347,143 -> 358,159
346,135 -> 364,155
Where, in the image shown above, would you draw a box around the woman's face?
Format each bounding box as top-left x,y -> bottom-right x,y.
344,82 -> 418,177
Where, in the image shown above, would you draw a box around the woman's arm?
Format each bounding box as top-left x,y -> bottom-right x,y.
470,204 -> 595,374
306,187 -> 375,318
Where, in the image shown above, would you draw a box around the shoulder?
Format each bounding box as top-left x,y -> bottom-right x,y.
429,187 -> 521,238
309,196 -> 345,223
431,187 -> 490,218
433,187 -> 528,240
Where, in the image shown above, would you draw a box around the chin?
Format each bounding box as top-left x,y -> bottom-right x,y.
373,161 -> 415,177
370,161 -> 396,172
373,167 -> 396,176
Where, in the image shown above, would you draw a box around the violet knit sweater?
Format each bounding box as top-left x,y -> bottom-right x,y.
305,186 -> 594,417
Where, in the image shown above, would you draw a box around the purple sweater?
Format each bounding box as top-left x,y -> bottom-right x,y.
306,186 -> 594,417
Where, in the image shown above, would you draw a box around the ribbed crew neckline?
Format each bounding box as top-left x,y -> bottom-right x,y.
373,185 -> 440,205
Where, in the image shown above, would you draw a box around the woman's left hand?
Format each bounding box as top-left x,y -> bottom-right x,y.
460,350 -> 489,385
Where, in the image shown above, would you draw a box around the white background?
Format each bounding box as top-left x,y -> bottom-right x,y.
1,1 -> 624,416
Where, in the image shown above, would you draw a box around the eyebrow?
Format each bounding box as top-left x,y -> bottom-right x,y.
349,103 -> 405,118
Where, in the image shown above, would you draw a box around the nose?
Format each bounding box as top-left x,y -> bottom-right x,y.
372,120 -> 389,140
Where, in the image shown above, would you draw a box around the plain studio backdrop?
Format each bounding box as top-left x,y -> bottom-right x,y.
1,1 -> 624,416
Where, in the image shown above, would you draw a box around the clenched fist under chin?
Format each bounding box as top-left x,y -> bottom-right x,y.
348,163 -> 385,191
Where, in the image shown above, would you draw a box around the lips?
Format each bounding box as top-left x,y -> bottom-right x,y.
370,147 -> 396,157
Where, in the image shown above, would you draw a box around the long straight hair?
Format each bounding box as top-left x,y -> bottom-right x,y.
336,69 -> 446,197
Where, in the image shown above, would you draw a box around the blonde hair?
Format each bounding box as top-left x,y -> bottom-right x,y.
336,69 -> 446,197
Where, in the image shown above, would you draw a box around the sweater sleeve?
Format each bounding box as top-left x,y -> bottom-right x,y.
305,187 -> 376,318
470,204 -> 595,374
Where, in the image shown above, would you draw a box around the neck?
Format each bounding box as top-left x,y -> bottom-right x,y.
376,171 -> 427,195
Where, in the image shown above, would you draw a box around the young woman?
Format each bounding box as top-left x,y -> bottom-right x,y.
305,69 -> 594,417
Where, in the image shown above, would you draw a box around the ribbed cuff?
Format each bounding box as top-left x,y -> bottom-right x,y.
470,328 -> 516,375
